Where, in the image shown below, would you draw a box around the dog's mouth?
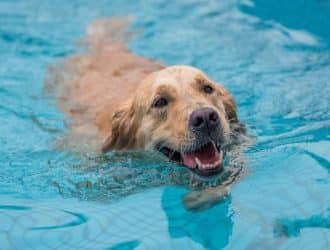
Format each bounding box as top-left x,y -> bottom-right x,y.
158,141 -> 224,176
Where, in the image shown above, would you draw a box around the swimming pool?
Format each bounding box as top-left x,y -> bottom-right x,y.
0,0 -> 329,249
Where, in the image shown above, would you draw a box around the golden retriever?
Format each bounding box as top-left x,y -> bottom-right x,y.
49,17 -> 243,176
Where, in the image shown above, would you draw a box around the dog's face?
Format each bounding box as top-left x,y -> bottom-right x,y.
102,66 -> 239,175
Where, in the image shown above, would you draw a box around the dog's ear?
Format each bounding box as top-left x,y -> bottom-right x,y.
221,88 -> 238,123
102,100 -> 140,152
221,88 -> 246,134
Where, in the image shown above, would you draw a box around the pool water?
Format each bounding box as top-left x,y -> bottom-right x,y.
1,0 -> 330,249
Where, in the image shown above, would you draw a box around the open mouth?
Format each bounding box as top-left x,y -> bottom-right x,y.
158,141 -> 224,176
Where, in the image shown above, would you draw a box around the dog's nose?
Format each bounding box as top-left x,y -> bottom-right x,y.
189,107 -> 220,133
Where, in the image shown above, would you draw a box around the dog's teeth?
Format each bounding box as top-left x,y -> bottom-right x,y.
195,157 -> 202,168
195,156 -> 222,170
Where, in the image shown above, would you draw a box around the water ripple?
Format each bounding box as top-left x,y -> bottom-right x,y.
274,209 -> 330,237
31,210 -> 88,230
0,0 -> 329,249
0,205 -> 31,210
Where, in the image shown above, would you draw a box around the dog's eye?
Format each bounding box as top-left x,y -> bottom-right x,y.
152,97 -> 168,108
203,85 -> 214,94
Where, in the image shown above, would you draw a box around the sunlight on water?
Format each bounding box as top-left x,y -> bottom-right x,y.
0,0 -> 329,249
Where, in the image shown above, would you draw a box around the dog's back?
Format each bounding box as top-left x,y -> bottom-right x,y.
47,17 -> 163,152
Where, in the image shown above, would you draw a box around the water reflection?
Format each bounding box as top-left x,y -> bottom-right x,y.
162,187 -> 233,250
274,209 -> 330,237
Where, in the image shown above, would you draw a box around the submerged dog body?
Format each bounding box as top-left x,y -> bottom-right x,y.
50,18 -> 242,176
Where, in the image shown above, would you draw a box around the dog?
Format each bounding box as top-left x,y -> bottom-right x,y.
49,17 -> 244,177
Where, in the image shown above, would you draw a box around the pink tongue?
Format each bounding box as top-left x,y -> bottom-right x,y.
182,142 -> 220,168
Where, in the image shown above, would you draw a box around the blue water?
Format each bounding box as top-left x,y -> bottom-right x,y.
1,0 -> 330,249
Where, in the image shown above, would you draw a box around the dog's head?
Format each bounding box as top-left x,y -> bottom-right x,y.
102,65 -> 241,175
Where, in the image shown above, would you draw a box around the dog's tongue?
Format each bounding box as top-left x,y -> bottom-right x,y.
182,142 -> 219,168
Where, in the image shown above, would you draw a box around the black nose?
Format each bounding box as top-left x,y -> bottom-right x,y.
189,107 -> 220,133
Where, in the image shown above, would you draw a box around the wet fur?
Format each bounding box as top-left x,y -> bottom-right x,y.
48,17 -> 242,157
102,67 -> 239,154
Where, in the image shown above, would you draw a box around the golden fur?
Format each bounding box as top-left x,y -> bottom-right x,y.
48,17 -> 238,155
101,66 -> 238,153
